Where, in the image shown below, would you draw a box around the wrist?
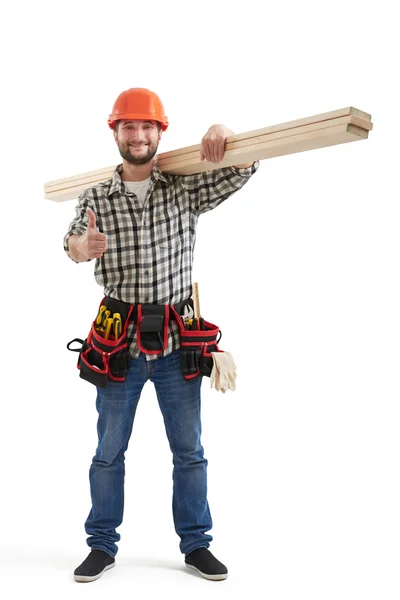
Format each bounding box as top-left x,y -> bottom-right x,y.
68,234 -> 88,262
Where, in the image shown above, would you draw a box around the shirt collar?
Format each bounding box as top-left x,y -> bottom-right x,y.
107,162 -> 168,197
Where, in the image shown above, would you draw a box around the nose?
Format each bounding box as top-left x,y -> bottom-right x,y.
130,127 -> 147,143
131,134 -> 145,144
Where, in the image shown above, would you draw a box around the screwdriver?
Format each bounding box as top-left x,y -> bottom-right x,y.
99,310 -> 111,334
104,317 -> 114,340
113,313 -> 122,340
95,305 -> 107,330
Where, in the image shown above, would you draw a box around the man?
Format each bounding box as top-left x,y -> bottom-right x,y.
64,88 -> 259,582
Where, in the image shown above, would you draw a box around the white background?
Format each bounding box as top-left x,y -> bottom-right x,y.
0,1 -> 398,598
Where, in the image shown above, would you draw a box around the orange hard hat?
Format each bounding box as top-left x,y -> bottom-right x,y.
108,88 -> 169,131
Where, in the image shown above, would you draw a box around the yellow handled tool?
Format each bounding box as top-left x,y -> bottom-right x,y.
98,310 -> 111,334
104,317 -> 114,340
95,305 -> 107,326
113,313 -> 122,340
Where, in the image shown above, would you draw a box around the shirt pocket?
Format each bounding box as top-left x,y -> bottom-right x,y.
101,206 -> 138,252
156,204 -> 183,249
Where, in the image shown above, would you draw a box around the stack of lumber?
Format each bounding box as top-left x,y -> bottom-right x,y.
44,106 -> 373,202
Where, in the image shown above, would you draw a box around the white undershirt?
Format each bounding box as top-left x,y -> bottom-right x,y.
123,177 -> 151,206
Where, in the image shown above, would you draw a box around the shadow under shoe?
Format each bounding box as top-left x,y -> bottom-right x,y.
74,549 -> 115,582
185,547 -> 228,581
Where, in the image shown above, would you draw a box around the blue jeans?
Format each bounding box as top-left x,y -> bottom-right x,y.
84,349 -> 213,557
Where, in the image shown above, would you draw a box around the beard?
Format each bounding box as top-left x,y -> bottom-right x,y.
117,140 -> 159,165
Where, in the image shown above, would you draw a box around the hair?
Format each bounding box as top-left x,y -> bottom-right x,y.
113,120 -> 162,133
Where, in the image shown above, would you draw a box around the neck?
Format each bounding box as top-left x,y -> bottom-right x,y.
120,159 -> 154,182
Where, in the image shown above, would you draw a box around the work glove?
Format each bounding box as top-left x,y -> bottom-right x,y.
210,355 -> 219,390
225,352 -> 237,392
210,352 -> 237,393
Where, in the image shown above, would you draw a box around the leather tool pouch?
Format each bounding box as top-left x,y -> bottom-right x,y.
67,296 -> 133,388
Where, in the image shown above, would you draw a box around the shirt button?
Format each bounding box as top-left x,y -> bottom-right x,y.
145,297 -> 149,302
145,270 -> 149,275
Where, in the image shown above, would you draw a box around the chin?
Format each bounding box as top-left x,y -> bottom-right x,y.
127,156 -> 152,166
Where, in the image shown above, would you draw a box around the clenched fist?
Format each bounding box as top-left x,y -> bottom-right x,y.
77,208 -> 107,260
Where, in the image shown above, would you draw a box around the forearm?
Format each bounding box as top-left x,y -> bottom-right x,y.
67,234 -> 88,262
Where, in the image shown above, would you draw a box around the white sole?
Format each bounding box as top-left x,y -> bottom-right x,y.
74,561 -> 115,582
185,563 -> 228,580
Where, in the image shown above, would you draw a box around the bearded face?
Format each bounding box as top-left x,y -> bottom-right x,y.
114,120 -> 161,165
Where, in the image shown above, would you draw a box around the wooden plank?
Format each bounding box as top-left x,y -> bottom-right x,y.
159,106 -> 372,160
44,107 -> 372,191
44,164 -> 117,187
156,115 -> 372,169
162,124 -> 369,175
46,183 -> 103,203
45,166 -> 117,193
44,107 -> 372,201
44,115 -> 372,194
45,123 -> 369,202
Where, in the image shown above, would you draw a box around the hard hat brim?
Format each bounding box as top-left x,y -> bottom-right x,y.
108,113 -> 168,131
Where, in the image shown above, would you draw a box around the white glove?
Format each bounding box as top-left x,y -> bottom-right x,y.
210,355 -> 219,390
210,352 -> 237,393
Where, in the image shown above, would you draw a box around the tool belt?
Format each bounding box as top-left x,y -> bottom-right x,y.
67,296 -> 222,388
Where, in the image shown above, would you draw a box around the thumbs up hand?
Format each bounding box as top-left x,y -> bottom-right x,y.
77,208 -> 108,260
86,207 -> 97,230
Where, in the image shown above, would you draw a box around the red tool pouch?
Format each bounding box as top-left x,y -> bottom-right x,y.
170,307 -> 222,380
67,296 -> 134,388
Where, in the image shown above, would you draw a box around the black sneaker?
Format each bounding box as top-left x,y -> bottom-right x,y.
185,547 -> 228,581
74,549 -> 115,582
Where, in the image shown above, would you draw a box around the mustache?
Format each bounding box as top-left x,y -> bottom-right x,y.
117,139 -> 158,165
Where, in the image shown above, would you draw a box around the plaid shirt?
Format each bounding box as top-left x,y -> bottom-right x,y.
64,160 -> 259,359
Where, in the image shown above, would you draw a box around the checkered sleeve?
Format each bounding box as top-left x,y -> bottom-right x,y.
63,189 -> 94,263
179,161 -> 259,215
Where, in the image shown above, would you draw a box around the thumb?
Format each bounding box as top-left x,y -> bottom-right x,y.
86,208 -> 97,230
